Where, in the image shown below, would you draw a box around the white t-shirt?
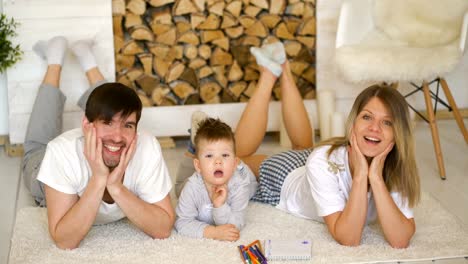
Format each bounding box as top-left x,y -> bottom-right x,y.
37,128 -> 172,225
276,145 -> 413,223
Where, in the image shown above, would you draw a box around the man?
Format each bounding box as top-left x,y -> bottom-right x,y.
23,36 -> 175,249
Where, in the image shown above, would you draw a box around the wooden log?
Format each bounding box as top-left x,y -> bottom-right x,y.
302,66 -> 315,84
173,0 -> 198,16
127,0 -> 146,15
201,30 -> 225,43
175,17 -> 192,34
250,0 -> 268,9
169,45 -> 185,60
193,0 -> 206,11
290,61 -> 310,76
274,22 -> 295,40
151,7 -> 173,25
200,80 -> 222,102
208,1 -> 225,16
297,45 -> 314,63
136,74 -> 160,95
112,0 -> 126,16
228,81 -> 247,99
146,42 -> 170,58
228,60 -> 243,81
285,17 -> 301,34
114,35 -> 125,54
269,0 -> 286,14
262,35 -> 280,45
230,45 -> 250,66
303,2 -> 314,18
137,90 -> 153,106
166,61 -> 186,83
259,14 -> 281,29
241,35 -> 261,46
225,0 -> 242,17
178,31 -> 200,45
225,26 -> 244,39
183,93 -> 202,105
135,53 -> 151,75
210,48 -> 233,66
147,0 -> 175,7
221,88 -> 237,103
212,65 -> 228,88
150,23 -> 172,35
284,40 -> 302,57
211,37 -> 229,51
298,17 -> 315,36
126,67 -> 144,82
198,44 -> 211,59
198,65 -> 214,78
125,13 -> 143,29
153,57 -> 171,78
238,15 -> 256,28
113,16 -> 124,38
179,67 -> 199,88
122,40 -> 144,55
191,13 -> 206,29
244,65 -> 259,81
243,80 -> 257,98
161,94 -> 178,106
156,27 -> 177,45
188,57 -> 207,69
297,36 -> 315,49
221,12 -> 238,29
129,25 -> 155,41
285,2 -> 304,17
117,73 -> 135,89
244,5 -> 261,17
151,84 -> 171,105
184,44 -> 198,60
198,14 -> 221,30
170,80 -> 196,100
245,20 -> 268,37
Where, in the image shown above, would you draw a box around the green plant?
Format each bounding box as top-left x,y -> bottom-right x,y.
0,14 -> 22,73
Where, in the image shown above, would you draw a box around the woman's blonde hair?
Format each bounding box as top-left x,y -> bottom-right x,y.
317,84 -> 420,207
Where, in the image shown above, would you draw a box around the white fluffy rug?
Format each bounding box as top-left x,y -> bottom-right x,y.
9,193 -> 468,264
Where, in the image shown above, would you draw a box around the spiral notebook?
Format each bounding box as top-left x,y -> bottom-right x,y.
263,239 -> 312,261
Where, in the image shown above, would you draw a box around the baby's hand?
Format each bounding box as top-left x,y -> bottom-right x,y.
211,185 -> 228,208
213,224 -> 240,241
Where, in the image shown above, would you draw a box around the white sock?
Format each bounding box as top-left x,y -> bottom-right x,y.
263,42 -> 286,65
33,36 -> 68,65
71,39 -> 97,72
191,111 -> 208,144
250,47 -> 282,76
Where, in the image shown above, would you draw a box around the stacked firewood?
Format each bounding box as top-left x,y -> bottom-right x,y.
112,0 -> 316,106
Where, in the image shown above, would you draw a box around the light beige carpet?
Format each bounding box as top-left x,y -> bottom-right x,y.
9,193 -> 468,264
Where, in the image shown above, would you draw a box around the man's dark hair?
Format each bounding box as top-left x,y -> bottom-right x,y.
194,118 -> 236,156
85,82 -> 142,124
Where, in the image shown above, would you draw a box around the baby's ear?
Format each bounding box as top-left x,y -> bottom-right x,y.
193,158 -> 201,173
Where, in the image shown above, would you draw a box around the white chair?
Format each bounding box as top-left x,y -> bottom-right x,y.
335,0 -> 468,180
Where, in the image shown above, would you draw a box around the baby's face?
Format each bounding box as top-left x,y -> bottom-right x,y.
194,139 -> 238,187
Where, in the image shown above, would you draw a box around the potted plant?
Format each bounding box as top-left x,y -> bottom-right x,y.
0,14 -> 22,73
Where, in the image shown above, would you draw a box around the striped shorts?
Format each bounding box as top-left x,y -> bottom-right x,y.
251,148 -> 313,206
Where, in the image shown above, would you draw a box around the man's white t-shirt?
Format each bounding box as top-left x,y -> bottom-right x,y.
276,145 -> 413,223
37,128 -> 172,225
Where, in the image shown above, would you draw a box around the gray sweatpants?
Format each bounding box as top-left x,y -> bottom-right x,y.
22,81 -> 106,205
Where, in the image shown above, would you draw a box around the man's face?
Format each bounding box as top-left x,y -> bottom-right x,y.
93,112 -> 137,168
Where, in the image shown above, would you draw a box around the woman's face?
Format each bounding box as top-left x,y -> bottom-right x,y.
352,97 -> 395,158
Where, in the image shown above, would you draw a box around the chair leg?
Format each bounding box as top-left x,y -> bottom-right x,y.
422,81 -> 446,180
439,78 -> 468,144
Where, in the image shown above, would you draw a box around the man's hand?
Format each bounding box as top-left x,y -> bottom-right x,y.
107,135 -> 138,190
83,122 -> 108,183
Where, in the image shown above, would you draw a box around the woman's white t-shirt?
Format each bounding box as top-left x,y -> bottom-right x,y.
276,145 -> 413,223
37,128 -> 173,225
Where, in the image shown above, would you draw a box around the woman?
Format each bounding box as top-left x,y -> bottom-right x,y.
236,43 -> 420,248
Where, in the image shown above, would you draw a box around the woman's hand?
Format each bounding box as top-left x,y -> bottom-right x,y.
368,142 -> 394,183
348,131 -> 368,182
